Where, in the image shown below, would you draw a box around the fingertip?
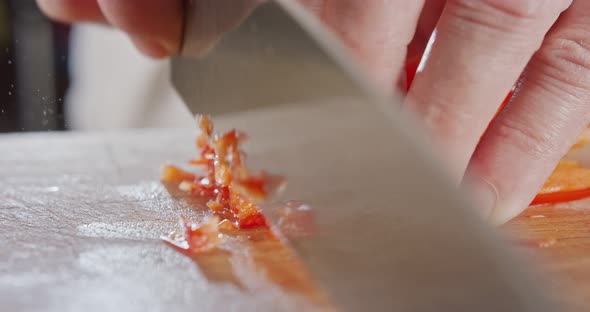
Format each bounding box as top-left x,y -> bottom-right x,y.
464,177 -> 497,221
36,0 -> 56,19
465,175 -> 525,225
130,35 -> 176,59
488,200 -> 525,225
97,0 -> 182,56
464,150 -> 533,225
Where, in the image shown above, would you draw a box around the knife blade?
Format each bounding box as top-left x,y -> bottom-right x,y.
171,1 -> 558,311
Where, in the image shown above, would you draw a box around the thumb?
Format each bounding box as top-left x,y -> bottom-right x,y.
97,0 -> 183,58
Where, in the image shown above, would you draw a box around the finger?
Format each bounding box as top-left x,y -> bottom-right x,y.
97,0 -> 183,58
36,0 -> 107,23
306,0 -> 425,92
405,0 -> 571,178
467,0 -> 590,224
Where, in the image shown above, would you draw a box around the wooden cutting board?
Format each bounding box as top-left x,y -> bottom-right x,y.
2,110 -> 590,311
503,147 -> 590,311
505,204 -> 590,311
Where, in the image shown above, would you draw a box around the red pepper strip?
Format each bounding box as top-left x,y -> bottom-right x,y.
531,160 -> 590,205
496,89 -> 514,117
161,165 -> 195,182
405,54 -> 422,91
189,158 -> 210,166
531,188 -> 590,206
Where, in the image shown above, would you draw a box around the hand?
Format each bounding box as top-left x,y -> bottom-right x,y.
402,0 -> 581,225
39,0 -> 589,225
36,0 -> 435,86
36,0 -> 184,58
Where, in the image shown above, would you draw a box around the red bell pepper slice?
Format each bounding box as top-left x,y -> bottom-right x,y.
405,54 -> 422,91
531,160 -> 590,205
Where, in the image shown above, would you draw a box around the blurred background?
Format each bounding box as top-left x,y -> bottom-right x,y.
0,0 -> 70,132
0,0 -> 192,133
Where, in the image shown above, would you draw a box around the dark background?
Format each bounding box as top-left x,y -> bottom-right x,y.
0,0 -> 70,133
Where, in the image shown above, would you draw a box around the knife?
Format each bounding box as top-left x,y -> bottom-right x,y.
171,1 -> 558,311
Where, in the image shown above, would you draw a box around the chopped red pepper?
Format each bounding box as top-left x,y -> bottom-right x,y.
531,160 -> 590,205
161,165 -> 196,183
162,215 -> 222,254
161,115 -> 273,231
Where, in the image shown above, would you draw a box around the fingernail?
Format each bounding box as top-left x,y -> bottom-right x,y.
468,178 -> 498,221
131,36 -> 175,59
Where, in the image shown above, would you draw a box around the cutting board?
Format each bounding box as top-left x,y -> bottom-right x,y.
2,105 -> 590,311
0,129 -> 332,312
502,146 -> 590,311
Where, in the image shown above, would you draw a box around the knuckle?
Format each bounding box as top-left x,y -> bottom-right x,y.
450,0 -> 540,19
414,95 -> 477,141
447,0 -> 538,32
536,32 -> 590,88
446,0 -> 568,36
493,118 -> 558,160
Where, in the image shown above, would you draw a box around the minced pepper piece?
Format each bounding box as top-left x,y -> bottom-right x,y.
161,115 -> 272,230
162,215 -> 222,255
